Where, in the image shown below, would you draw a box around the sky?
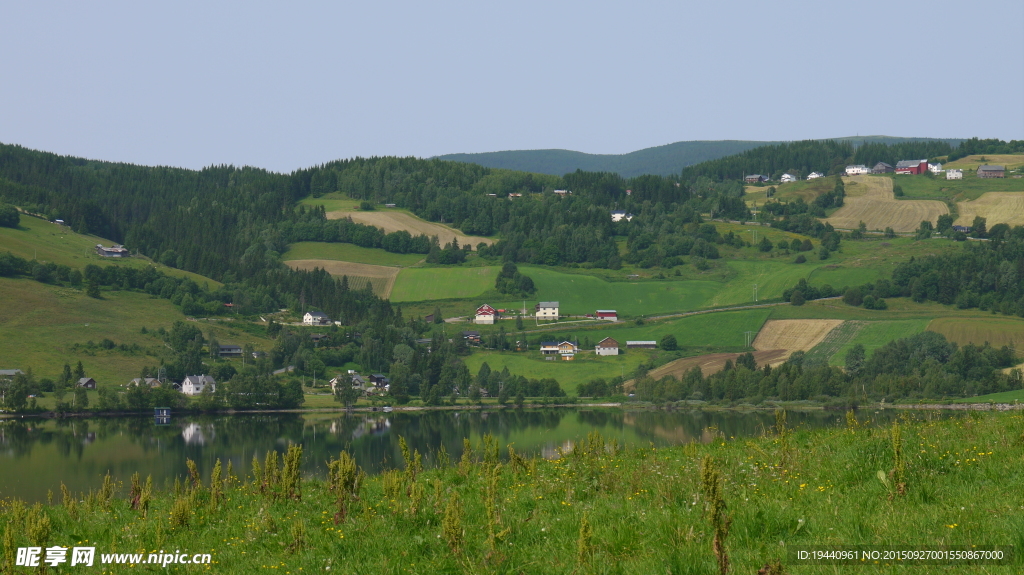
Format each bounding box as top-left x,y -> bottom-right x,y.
1,0 -> 1022,172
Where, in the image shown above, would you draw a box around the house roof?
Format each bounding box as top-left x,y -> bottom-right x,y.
873,162 -> 893,168
978,165 -> 1005,172
597,337 -> 619,347
305,311 -> 328,318
540,341 -> 559,347
596,309 -> 617,314
78,377 -> 95,384
183,375 -> 215,385
538,301 -> 559,308
475,304 -> 497,315
219,345 -> 242,351
462,330 -> 481,337
626,341 -> 657,345
0,369 -> 24,377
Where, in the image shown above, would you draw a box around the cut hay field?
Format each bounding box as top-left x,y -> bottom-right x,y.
707,260 -> 823,307
943,154 -> 1024,172
285,259 -> 399,298
955,192 -> 1024,227
326,209 -> 493,248
803,320 -> 865,365
751,319 -> 844,362
826,318 -> 931,366
0,215 -> 220,287
390,267 -> 500,302
282,242 -> 425,267
825,175 -> 947,232
642,350 -> 787,382
0,277 -> 272,386
927,317 -> 1024,349
882,172 -> 1024,202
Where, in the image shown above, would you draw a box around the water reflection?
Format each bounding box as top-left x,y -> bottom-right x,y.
0,408 -> 920,502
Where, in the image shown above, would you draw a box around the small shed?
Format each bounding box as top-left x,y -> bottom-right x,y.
77,377 -> 97,389
596,310 -> 618,321
626,341 -> 657,349
872,162 -> 894,174
218,345 -> 243,358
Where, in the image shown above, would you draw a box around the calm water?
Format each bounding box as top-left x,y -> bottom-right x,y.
0,408 -> 912,502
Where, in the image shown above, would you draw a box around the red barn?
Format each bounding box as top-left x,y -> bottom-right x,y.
895,159 -> 928,175
474,304 -> 498,325
595,310 -> 618,321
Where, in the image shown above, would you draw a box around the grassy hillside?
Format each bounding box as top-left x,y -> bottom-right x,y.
0,277 -> 273,385
0,214 -> 220,287
282,242 -> 425,267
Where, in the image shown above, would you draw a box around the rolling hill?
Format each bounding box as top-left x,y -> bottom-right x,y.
436,136 -> 964,177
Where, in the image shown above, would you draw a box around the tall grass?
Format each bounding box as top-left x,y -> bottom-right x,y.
2,414 -> 1023,573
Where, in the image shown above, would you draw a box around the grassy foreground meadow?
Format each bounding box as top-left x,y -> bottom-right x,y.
3,411 -> 1023,574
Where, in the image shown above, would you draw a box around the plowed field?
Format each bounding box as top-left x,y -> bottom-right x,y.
284,259 -> 399,298
825,176 -> 947,232
643,350 -> 788,382
326,210 -> 493,248
955,192 -> 1024,227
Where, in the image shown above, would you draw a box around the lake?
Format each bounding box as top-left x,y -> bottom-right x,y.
0,408 -> 913,502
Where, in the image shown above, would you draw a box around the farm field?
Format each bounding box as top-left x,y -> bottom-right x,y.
0,277 -> 272,386
281,242 -> 425,267
742,175 -> 835,205
955,192 -> 1024,227
803,320 -> 865,365
826,318 -> 931,366
943,154 -> 1024,172
285,259 -> 399,298
641,349 -> 787,382
297,194 -> 362,212
825,175 -> 947,232
927,317 -> 1024,349
882,172 -> 1024,202
463,351 -> 648,395
325,208 -> 493,248
751,319 -> 844,362
0,215 -> 220,287
390,267 -> 500,302
490,266 -> 722,317
707,260 -> 822,306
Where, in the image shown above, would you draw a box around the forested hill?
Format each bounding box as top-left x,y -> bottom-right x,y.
437,141 -> 780,178
681,138 -> 960,181
438,136 -> 963,178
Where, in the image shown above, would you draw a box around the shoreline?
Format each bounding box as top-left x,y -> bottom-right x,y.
3,400 -> 1023,420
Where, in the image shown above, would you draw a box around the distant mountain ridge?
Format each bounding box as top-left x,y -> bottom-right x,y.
437,136 -> 965,178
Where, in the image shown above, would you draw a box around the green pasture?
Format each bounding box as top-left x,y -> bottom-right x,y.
282,242 -> 424,267
879,173 -> 1024,202
0,215 -> 221,287
827,319 -> 931,366
743,176 -> 835,206
494,266 -> 721,317
598,309 -> 771,350
297,194 -> 361,212
391,267 -> 501,302
949,389 -> 1024,403
463,351 -> 649,395
0,277 -> 271,386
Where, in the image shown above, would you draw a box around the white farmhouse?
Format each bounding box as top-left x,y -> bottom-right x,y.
303,311 -> 330,326
844,165 -> 870,176
780,174 -> 798,183
946,169 -> 963,180
806,172 -> 824,180
535,301 -> 559,320
928,162 -> 944,174
181,375 -> 215,396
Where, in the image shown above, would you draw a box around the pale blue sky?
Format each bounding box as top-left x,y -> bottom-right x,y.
1,0 -> 1021,172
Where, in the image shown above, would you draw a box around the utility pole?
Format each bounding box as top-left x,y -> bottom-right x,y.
753,284 -> 758,302
744,331 -> 756,347
748,230 -> 757,245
